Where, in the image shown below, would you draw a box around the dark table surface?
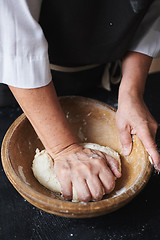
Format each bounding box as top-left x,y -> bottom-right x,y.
1,73 -> 160,240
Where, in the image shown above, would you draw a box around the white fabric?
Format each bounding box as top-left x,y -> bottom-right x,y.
129,0 -> 160,57
0,0 -> 52,89
0,0 -> 160,89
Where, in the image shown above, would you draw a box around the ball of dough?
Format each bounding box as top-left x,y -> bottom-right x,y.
32,143 -> 121,202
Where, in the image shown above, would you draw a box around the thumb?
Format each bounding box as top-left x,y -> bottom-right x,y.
119,126 -> 133,156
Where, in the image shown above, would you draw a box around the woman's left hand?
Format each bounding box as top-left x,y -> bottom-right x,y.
116,91 -> 160,171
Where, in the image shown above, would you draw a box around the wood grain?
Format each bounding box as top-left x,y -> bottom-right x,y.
1,96 -> 152,218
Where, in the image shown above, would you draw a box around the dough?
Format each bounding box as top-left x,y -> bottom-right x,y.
32,143 -> 121,202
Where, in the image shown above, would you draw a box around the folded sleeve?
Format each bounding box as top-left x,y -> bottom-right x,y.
129,0 -> 160,58
0,0 -> 52,89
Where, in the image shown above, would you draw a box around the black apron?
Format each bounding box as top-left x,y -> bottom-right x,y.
39,0 -> 153,67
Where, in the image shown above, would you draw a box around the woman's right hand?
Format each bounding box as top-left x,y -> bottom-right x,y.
52,144 -> 121,202
9,83 -> 121,202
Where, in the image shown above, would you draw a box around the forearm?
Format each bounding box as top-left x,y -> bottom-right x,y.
119,51 -> 153,98
9,82 -> 78,156
10,82 -> 121,201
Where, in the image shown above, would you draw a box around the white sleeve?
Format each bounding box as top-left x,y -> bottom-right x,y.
129,0 -> 160,58
0,0 -> 52,89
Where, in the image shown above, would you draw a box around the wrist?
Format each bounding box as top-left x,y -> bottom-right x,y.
119,80 -> 144,101
49,142 -> 82,160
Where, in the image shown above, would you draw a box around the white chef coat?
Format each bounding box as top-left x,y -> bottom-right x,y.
129,0 -> 160,57
0,0 -> 160,89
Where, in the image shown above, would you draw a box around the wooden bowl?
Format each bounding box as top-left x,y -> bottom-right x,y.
1,96 -> 152,218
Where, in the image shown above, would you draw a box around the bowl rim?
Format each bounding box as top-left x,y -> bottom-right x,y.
1,96 -> 153,218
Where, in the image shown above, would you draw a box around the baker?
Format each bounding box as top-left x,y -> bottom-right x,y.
1,0 -> 160,202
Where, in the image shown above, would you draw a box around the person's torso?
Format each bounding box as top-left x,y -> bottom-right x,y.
39,0 -> 153,67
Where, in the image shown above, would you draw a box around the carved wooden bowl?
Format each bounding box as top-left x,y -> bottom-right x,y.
1,96 -> 152,218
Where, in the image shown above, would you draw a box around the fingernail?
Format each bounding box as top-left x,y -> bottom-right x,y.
148,155 -> 153,165
123,144 -> 132,156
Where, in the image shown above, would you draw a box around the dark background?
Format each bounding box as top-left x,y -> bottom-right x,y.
0,72 -> 160,240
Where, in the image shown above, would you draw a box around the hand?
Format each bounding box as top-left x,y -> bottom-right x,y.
116,92 -> 160,171
52,144 -> 121,202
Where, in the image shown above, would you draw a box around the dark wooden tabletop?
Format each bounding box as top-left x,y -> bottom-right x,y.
1,73 -> 160,240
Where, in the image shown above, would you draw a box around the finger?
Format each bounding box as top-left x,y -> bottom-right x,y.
72,178 -> 91,202
99,167 -> 115,194
137,125 -> 160,171
86,176 -> 104,201
55,166 -> 72,200
119,126 -> 132,156
103,154 -> 121,178
59,178 -> 73,200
